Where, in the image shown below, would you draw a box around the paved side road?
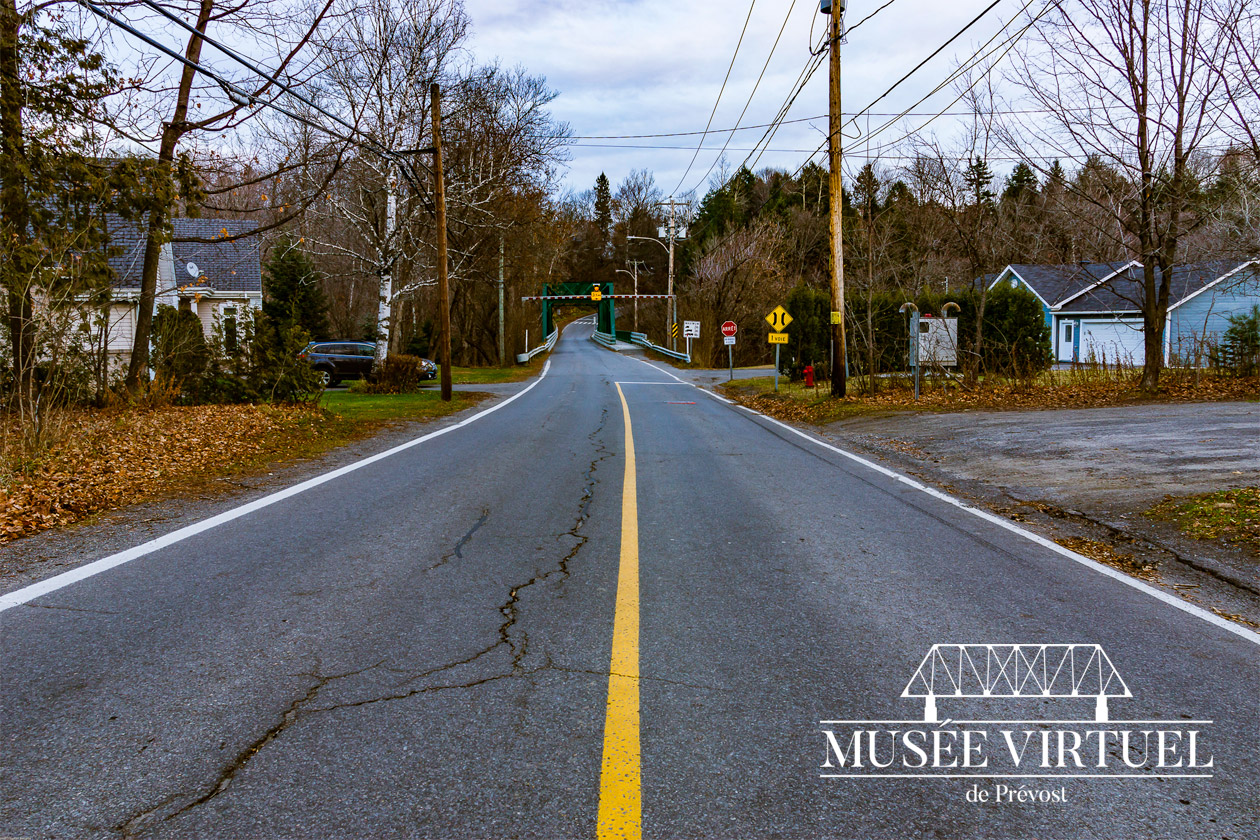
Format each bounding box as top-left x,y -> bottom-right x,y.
2,325 -> 1257,839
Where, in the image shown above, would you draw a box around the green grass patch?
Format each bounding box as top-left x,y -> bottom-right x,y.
449,365 -> 536,385
321,389 -> 488,422
1146,487 -> 1260,553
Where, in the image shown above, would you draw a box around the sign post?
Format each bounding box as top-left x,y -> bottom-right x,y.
766,306 -> 793,393
683,320 -> 700,362
721,321 -> 738,381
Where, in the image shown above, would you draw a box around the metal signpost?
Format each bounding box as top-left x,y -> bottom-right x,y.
721,321 -> 738,380
683,320 -> 700,360
766,306 -> 793,392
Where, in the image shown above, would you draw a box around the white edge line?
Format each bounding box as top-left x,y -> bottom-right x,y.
632,358 -> 1260,647
0,360 -> 553,615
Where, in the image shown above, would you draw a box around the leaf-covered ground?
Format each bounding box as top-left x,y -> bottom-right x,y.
720,374 -> 1260,425
1,391 -> 486,544
1146,487 -> 1260,554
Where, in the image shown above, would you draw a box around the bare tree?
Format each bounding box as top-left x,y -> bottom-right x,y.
1004,0 -> 1237,389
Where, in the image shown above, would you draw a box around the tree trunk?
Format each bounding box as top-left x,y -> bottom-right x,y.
0,0 -> 34,413
124,0 -> 216,393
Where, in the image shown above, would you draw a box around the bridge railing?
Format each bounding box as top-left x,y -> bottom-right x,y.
592,327 -> 691,363
516,327 -> 558,364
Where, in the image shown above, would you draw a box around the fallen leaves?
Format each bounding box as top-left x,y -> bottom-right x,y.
0,405 -> 344,544
721,373 -> 1260,425
1146,487 -> 1260,554
1055,537 -> 1161,582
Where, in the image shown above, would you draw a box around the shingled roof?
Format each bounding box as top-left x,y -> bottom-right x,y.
1057,260 -> 1252,313
1004,261 -> 1135,307
104,215 -> 261,294
170,218 -> 261,293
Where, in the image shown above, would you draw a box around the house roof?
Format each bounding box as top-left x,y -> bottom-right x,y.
104,215 -> 262,294
999,262 -> 1134,307
1057,260 -> 1252,313
170,218 -> 262,293
104,214 -> 149,290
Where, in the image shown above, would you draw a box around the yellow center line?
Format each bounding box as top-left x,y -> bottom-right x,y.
598,383 -> 641,840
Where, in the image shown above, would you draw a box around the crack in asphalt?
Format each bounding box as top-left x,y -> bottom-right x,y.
113,658 -> 386,838
425,507 -> 491,573
114,407 -> 616,836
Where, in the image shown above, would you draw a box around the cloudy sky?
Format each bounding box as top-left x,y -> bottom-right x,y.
460,0 -> 1030,197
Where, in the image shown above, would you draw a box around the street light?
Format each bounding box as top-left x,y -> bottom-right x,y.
627,234 -> 674,348
615,261 -> 649,333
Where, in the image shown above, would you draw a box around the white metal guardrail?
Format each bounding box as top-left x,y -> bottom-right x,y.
516,328 -> 558,363
629,333 -> 690,363
591,329 -> 691,363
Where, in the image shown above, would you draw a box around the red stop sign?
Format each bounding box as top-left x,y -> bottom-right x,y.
721,321 -> 738,337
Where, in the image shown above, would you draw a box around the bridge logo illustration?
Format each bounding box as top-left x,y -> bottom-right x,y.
902,644 -> 1130,723
819,643 -> 1215,788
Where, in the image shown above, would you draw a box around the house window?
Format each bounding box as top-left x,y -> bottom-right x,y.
224,307 -> 238,353
1009,276 -> 1019,289
1063,323 -> 1074,344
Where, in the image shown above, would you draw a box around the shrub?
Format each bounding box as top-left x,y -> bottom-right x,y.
1217,305 -> 1260,376
361,354 -> 426,394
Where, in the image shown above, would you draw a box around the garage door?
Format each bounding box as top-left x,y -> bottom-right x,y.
1080,319 -> 1144,365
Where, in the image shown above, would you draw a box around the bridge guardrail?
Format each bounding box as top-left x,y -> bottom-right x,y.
516,327 -> 558,364
629,333 -> 690,363
591,330 -> 618,349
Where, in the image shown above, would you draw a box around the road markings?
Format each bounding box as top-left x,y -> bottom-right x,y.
738,406 -> 1260,647
598,383 -> 641,840
628,355 -> 1259,647
0,361 -> 553,615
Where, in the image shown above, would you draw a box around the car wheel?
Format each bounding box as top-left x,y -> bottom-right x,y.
316,369 -> 332,387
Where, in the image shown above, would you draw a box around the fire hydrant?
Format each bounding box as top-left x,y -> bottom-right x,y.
803,365 -> 815,387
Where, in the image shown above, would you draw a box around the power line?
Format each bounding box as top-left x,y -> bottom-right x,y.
81,0 -> 430,177
670,0 -> 759,196
687,0 -> 801,196
787,0 -> 1018,180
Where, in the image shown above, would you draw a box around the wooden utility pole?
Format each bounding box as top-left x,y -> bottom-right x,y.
827,4 -> 847,397
431,82 -> 452,401
498,235 -> 506,367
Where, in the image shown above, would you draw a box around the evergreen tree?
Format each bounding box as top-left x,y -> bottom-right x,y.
963,156 -> 996,206
1003,162 -> 1039,201
593,172 -> 612,249
262,238 -> 330,339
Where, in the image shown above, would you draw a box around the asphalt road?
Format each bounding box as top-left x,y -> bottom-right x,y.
2,324 -> 1257,839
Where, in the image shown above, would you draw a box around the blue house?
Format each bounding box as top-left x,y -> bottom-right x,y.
987,260 -> 1258,365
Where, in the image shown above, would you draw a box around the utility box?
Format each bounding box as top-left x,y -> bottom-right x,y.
917,316 -> 958,367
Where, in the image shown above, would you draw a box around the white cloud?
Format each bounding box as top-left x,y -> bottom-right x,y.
461,0 -> 1027,195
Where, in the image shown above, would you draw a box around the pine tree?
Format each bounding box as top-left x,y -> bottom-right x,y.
1003,162 -> 1039,201
963,156 -> 996,206
262,238 -> 330,339
593,173 -> 612,249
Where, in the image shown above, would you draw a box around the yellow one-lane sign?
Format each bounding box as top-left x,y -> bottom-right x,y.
766,305 -> 793,331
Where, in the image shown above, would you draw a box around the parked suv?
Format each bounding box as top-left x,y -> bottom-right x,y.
301,341 -> 377,386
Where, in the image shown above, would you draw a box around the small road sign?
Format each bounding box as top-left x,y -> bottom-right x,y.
683,320 -> 700,339
721,321 -> 738,337
723,335 -> 736,345
590,286 -> 603,301
768,332 -> 789,344
766,305 -> 793,331
830,310 -> 842,325
671,322 -> 678,339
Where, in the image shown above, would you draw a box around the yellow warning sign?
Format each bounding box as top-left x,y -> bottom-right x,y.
766,305 -> 793,331
591,286 -> 603,301
768,332 -> 789,344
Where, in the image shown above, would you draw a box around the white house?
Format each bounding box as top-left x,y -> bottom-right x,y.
104,217 -> 263,364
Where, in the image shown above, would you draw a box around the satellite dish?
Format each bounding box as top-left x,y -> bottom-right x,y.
186,262 -> 200,277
